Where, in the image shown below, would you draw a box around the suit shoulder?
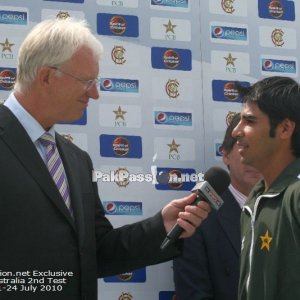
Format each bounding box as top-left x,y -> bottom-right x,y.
55,132 -> 87,155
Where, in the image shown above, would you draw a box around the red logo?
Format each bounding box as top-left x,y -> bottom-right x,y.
0,69 -> 16,90
112,137 -> 130,156
268,0 -> 284,18
110,16 -> 127,35
168,169 -> 183,189
118,272 -> 133,281
163,49 -> 180,69
223,82 -> 239,101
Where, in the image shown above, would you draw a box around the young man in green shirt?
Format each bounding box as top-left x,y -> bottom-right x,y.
232,76 -> 300,300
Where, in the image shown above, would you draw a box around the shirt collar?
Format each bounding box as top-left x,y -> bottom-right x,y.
228,184 -> 247,208
4,93 -> 55,141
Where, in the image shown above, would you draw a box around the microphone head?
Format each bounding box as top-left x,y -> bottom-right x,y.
204,166 -> 231,195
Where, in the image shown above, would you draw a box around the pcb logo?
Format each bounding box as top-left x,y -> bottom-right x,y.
0,38 -> 15,60
168,139 -> 180,160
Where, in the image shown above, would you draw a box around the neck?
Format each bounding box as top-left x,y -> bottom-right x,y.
262,155 -> 296,191
14,90 -> 54,130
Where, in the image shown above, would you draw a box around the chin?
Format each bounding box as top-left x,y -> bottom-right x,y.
59,113 -> 84,125
240,158 -> 251,166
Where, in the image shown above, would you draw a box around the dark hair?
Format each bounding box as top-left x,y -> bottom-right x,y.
236,76 -> 300,157
221,112 -> 241,152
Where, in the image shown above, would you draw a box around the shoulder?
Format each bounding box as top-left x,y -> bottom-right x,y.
284,178 -> 300,203
221,188 -> 236,201
55,132 -> 91,162
56,132 -> 85,152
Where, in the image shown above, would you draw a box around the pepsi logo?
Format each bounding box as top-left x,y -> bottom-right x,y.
263,60 -> 273,70
213,27 -> 223,38
105,202 -> 117,214
215,143 -> 223,157
101,79 -> 113,90
156,112 -> 167,123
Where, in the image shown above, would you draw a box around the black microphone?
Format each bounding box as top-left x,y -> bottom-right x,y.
160,167 -> 230,251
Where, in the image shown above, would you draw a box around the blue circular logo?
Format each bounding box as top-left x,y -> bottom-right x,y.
156,112 -> 167,124
213,27 -> 223,38
105,202 -> 117,214
101,79 -> 113,90
263,60 -> 273,70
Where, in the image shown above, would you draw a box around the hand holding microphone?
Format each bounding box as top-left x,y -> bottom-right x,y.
160,167 -> 230,251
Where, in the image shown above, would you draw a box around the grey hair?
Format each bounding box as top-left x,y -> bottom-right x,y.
14,18 -> 103,93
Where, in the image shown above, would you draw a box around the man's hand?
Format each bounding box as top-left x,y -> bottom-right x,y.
161,193 -> 211,239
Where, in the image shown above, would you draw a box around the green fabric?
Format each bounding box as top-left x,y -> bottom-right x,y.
239,159 -> 300,300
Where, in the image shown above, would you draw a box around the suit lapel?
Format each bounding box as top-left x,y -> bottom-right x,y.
217,189 -> 241,255
0,105 -> 75,230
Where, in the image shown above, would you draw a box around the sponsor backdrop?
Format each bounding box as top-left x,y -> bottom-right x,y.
0,0 -> 298,299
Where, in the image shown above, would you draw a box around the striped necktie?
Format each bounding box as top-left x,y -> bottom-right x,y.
39,132 -> 73,216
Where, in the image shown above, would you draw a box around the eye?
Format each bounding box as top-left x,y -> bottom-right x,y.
243,116 -> 256,124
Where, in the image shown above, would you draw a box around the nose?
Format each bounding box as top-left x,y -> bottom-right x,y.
232,121 -> 242,139
86,82 -> 100,100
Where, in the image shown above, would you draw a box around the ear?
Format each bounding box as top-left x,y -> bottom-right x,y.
278,118 -> 296,140
36,66 -> 52,89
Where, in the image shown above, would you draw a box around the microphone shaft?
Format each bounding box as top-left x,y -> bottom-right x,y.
160,194 -> 203,251
160,167 -> 230,251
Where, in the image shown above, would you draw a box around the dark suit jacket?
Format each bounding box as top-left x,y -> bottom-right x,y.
0,105 -> 181,300
173,189 -> 241,300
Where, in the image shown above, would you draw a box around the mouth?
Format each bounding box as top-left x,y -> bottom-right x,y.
236,141 -> 248,154
79,100 -> 89,107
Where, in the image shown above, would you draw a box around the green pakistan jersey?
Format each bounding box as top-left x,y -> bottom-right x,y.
238,158 -> 300,300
